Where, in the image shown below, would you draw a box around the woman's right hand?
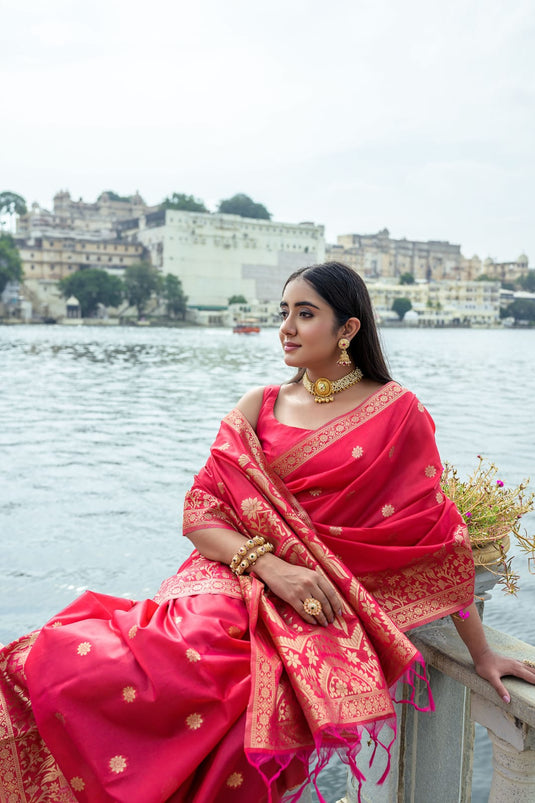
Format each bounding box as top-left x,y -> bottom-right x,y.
252,553 -> 343,627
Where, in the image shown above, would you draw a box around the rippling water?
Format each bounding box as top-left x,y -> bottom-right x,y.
1,323 -> 534,802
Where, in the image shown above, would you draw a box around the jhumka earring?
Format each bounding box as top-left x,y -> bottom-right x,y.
337,337 -> 351,366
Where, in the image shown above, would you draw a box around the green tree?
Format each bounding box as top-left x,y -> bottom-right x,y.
59,268 -> 123,317
399,272 -> 415,285
124,261 -> 161,319
0,234 -> 23,293
218,194 -> 271,220
98,190 -> 131,203
163,273 -> 188,319
518,272 -> 535,293
228,294 -> 247,305
162,193 -> 208,212
0,191 -> 27,217
503,299 -> 535,323
392,297 -> 412,321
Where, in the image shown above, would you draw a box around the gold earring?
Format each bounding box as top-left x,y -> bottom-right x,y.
337,337 -> 351,366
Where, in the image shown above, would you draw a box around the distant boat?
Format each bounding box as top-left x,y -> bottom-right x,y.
233,321 -> 261,334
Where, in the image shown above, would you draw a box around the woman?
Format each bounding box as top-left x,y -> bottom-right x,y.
1,262 -> 534,803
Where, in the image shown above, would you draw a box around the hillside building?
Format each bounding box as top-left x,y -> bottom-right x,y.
17,191 -> 157,239
367,279 -> 501,326
17,236 -> 145,282
124,209 -> 325,307
327,229 -> 463,281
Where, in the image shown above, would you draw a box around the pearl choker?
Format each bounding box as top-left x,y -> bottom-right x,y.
302,366 -> 363,403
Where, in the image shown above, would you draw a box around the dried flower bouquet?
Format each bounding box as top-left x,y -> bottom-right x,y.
441,456 -> 534,594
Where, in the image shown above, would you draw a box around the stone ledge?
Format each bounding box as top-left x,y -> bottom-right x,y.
409,621 -> 535,728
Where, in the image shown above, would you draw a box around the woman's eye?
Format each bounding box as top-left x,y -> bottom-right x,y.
299,310 -> 313,318
279,310 -> 288,320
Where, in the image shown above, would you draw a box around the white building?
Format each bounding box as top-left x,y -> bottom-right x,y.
129,210 -> 325,307
367,280 -> 501,326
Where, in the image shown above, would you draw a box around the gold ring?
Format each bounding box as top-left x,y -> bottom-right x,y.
523,659 -> 535,668
303,597 -> 323,616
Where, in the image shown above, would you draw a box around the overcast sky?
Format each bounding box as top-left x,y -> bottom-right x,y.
1,0 -> 534,263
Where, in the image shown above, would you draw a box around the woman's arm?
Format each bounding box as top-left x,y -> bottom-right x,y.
186,527 -> 343,627
451,602 -> 535,701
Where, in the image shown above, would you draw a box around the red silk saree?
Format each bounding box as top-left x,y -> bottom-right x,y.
0,382 -> 474,802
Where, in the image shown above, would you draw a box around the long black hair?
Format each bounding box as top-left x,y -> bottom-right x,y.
283,261 -> 392,384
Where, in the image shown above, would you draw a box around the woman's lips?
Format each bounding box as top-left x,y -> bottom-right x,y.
283,342 -> 300,352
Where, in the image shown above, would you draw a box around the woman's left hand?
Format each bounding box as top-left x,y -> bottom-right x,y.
451,602 -> 535,702
473,648 -> 535,702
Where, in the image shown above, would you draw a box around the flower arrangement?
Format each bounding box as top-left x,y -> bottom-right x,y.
441,456 -> 534,594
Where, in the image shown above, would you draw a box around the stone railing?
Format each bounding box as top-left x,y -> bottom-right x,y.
335,577 -> 535,803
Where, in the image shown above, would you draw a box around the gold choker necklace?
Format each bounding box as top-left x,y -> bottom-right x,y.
303,366 -> 363,403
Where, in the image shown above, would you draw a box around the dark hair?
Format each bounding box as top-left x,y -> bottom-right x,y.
283,261 -> 392,384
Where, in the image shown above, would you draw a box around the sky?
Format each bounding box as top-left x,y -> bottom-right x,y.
1,0 -> 534,263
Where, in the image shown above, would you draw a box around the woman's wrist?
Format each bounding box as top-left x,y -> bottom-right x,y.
248,551 -> 280,582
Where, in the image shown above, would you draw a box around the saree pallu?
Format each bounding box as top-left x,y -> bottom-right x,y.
166,383 -> 475,793
0,382 -> 475,803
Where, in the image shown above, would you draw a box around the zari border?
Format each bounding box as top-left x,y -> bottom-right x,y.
270,382 -> 408,479
0,682 -> 27,802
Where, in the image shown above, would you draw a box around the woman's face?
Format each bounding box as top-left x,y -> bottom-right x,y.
279,278 -> 345,371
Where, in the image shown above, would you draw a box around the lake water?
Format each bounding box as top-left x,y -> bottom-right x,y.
1,323 -> 534,802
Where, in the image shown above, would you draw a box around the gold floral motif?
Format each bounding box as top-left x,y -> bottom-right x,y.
425,465 -> 437,478
388,445 -> 395,458
186,648 -> 201,663
218,442 -> 231,450
282,649 -> 300,668
309,488 -> 322,496
54,711 -> 66,724
174,615 -> 183,624
226,771 -> 244,788
241,497 -> 263,516
436,492 -> 444,503
122,686 -> 136,703
128,625 -> 138,639
109,755 -> 127,774
77,642 -> 92,656
186,712 -> 203,730
382,504 -> 395,517
238,454 -> 249,467
228,625 -> 242,637
71,776 -> 85,791
417,402 -> 425,412
329,526 -> 343,536
352,446 -> 364,458
51,621 -> 63,628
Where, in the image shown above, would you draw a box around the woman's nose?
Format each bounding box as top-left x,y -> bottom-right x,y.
280,316 -> 296,335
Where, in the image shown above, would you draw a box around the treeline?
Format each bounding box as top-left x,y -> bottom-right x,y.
161,192 -> 271,220
0,189 -> 272,221
59,263 -> 187,320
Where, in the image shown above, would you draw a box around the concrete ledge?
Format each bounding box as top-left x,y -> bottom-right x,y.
409,621 -> 535,728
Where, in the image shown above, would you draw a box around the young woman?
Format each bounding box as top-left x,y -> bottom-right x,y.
1,262 -> 534,803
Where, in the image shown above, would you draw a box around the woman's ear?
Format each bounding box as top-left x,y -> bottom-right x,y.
342,317 -> 361,340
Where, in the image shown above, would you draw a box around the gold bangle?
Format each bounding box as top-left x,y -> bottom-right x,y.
230,536 -> 267,571
231,542 -> 274,575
